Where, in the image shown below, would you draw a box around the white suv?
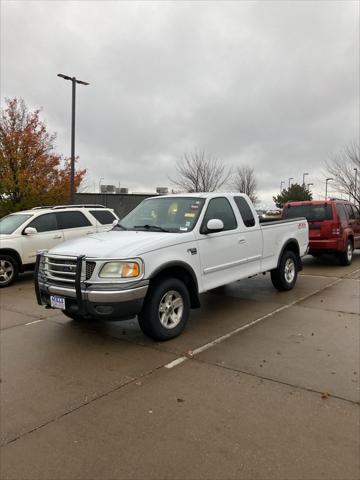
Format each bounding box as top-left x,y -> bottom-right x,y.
0,205 -> 118,287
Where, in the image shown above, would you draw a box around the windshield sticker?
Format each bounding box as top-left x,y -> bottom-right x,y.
184,212 -> 195,218
185,221 -> 191,227
191,204 -> 199,210
180,227 -> 188,231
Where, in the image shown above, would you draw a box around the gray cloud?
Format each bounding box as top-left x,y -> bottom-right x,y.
1,0 -> 359,205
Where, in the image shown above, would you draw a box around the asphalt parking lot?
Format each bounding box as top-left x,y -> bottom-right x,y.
1,254 -> 359,480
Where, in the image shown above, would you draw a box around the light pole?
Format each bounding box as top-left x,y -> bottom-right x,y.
354,168 -> 358,205
288,177 -> 294,189
280,180 -> 285,192
57,73 -> 90,204
325,178 -> 333,200
99,177 -> 104,193
302,172 -> 309,186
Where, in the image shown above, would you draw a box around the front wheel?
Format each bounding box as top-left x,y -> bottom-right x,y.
271,251 -> 298,291
338,240 -> 353,266
138,277 -> 190,341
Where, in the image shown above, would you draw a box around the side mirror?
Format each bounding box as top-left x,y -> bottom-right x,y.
205,218 -> 224,234
23,227 -> 38,235
112,219 -> 118,227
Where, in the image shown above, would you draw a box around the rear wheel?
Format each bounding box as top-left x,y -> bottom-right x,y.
338,239 -> 353,266
138,277 -> 190,341
0,255 -> 18,288
271,250 -> 298,291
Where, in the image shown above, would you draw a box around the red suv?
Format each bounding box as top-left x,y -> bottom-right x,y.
282,199 -> 360,265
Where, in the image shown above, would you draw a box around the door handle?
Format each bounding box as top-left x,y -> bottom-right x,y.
52,235 -> 62,239
86,231 -> 95,235
238,238 -> 246,244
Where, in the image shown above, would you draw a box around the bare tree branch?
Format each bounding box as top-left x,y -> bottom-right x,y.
325,143 -> 360,204
169,149 -> 232,192
232,165 -> 258,204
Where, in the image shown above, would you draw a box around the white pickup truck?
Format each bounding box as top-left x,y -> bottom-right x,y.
35,193 -> 308,340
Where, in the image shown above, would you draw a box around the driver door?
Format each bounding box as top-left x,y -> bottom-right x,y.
196,197 -> 241,291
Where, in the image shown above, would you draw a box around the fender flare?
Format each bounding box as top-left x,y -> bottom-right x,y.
149,261 -> 200,308
276,239 -> 302,271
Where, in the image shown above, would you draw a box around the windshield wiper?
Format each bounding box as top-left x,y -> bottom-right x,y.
134,224 -> 170,232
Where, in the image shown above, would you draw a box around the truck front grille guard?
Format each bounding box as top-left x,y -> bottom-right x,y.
35,253 -> 87,315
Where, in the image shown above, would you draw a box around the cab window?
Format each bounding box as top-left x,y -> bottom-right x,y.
56,211 -> 91,229
201,197 -> 237,233
90,210 -> 117,225
345,204 -> 355,219
28,213 -> 58,232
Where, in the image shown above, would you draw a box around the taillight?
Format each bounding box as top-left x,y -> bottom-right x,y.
331,223 -> 341,236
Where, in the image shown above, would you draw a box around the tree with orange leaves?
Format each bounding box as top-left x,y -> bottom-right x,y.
0,98 -> 86,216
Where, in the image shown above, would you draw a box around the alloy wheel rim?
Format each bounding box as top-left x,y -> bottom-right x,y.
284,258 -> 295,283
347,243 -> 353,261
0,260 -> 14,284
158,290 -> 184,329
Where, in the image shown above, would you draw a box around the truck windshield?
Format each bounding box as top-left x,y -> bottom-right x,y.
118,197 -> 205,233
0,214 -> 33,234
283,204 -> 333,222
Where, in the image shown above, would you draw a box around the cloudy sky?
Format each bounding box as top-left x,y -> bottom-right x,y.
1,0 -> 359,206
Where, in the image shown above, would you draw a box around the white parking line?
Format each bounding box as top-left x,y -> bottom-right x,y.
25,319 -> 45,326
164,357 -> 188,369
164,268 -> 360,369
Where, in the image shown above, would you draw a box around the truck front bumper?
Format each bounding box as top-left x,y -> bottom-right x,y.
35,254 -> 149,320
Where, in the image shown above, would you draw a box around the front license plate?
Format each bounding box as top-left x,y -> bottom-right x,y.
50,295 -> 65,309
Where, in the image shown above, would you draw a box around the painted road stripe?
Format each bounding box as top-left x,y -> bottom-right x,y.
25,319 -> 45,326
164,357 -> 188,369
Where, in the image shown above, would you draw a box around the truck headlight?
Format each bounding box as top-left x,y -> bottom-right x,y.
99,261 -> 140,278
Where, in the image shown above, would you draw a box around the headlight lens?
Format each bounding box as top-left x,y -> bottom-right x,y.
99,262 -> 140,278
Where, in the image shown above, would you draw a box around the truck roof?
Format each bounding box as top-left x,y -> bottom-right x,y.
153,192 -> 248,199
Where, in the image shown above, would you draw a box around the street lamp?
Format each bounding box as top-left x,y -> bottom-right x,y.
57,73 -> 90,204
302,172 -> 309,186
99,177 -> 104,193
288,177 -> 294,188
280,180 -> 285,192
325,178 -> 333,200
354,168 -> 358,205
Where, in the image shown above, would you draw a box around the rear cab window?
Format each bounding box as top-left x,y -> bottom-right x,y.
283,204 -> 333,222
234,197 -> 256,227
90,210 -> 117,225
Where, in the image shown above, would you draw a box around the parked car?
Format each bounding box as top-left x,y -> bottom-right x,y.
0,205 -> 118,287
282,199 -> 360,265
35,193 -> 308,341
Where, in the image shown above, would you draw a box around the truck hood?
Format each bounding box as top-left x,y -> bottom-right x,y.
47,230 -> 192,258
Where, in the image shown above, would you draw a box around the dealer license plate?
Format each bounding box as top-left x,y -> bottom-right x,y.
50,295 -> 65,309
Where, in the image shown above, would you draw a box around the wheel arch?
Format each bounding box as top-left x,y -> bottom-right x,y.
149,261 -> 200,309
277,239 -> 302,271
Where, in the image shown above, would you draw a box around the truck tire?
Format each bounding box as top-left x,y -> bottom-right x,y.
138,277 -> 190,341
0,255 -> 18,288
338,239 -> 353,266
271,250 -> 298,291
